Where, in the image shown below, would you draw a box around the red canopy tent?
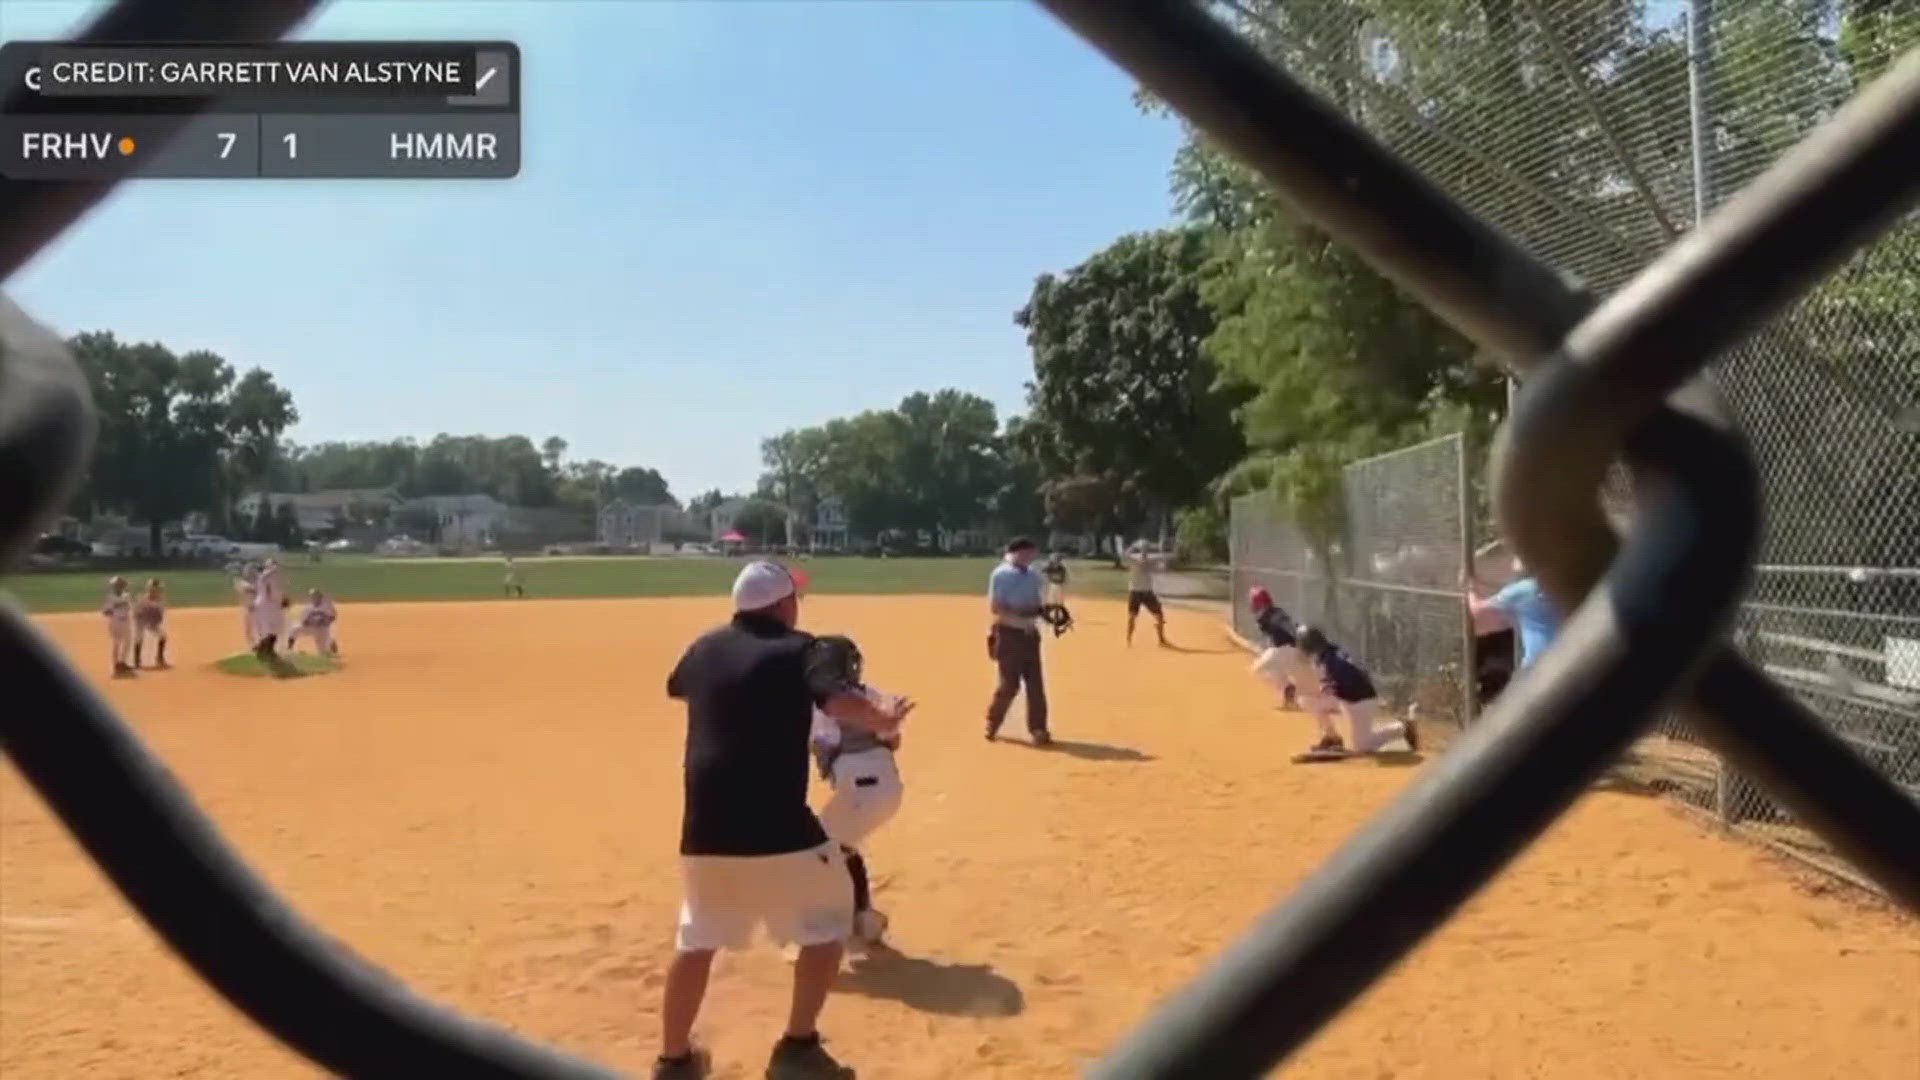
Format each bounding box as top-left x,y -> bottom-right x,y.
719,530 -> 747,544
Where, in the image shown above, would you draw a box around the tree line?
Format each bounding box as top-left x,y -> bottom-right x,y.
63,332 -> 682,552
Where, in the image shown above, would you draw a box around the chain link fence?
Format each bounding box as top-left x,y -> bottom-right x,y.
1231,434 -> 1476,731
1214,0 -> 1920,884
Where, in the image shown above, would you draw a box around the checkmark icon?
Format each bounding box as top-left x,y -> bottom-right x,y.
475,66 -> 499,92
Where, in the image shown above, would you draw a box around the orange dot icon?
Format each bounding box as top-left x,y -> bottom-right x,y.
116,136 -> 135,156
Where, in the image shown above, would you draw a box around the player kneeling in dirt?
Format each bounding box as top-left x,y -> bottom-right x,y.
807,635 -> 909,954
287,588 -> 340,657
1292,626 -> 1419,762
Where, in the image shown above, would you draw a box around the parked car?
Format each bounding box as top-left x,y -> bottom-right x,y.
33,534 -> 92,558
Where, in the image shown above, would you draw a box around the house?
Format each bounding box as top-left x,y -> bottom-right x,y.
235,487 -> 400,535
397,493 -> 509,550
708,497 -> 750,542
597,499 -> 668,548
812,495 -> 849,552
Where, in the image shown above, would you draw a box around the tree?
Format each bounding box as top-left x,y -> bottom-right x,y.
610,465 -> 675,506
249,497 -> 275,544
687,489 -> 727,517
272,501 -> 303,546
1015,228 -> 1249,531
540,436 -> 568,474
66,332 -> 298,554
992,415 -> 1051,537
731,499 -> 788,545
757,390 -> 1013,543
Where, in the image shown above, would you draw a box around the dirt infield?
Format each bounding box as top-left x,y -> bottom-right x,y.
4,598 -> 1915,1078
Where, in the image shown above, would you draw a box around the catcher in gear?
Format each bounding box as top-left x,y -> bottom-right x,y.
807,634 -> 910,952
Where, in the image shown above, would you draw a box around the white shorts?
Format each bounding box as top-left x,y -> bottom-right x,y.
1254,646 -> 1331,711
819,747 -> 903,848
1341,698 -> 1405,753
676,842 -> 853,953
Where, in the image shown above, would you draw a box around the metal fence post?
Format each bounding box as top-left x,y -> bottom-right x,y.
1457,433 -> 1478,727
1689,0 -> 1738,826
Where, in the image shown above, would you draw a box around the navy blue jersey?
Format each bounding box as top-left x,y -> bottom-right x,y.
1254,607 -> 1296,648
1317,646 -> 1377,703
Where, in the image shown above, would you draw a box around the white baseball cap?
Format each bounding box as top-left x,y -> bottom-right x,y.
732,560 -> 808,612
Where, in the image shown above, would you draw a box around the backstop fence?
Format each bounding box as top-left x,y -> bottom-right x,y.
1218,0 -> 1919,887
1231,433 -> 1476,732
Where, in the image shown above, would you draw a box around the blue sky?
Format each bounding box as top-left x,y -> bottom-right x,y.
0,0 -> 1182,499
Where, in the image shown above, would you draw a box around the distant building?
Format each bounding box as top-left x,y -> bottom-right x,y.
597,499 -> 693,549
708,497 -> 750,542
812,495 -> 849,552
397,493 -> 509,549
236,487 -> 400,535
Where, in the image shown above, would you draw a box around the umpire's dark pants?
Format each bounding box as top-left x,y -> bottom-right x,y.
987,625 -> 1048,736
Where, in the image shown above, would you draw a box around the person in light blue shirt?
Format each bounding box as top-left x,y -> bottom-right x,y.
1467,558 -> 1564,669
985,537 -> 1050,745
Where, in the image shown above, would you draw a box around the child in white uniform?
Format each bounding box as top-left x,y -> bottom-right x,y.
102,576 -> 135,677
288,588 -> 339,656
807,634 -> 908,952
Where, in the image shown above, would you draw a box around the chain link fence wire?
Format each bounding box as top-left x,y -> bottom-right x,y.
1211,0 -> 1920,885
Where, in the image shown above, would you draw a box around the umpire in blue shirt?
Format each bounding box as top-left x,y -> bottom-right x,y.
986,537 -> 1051,745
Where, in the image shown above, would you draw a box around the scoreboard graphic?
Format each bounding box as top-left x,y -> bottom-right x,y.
0,41 -> 520,180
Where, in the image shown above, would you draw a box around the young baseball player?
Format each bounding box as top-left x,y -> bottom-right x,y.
250,559 -> 287,660
807,634 -> 910,954
1292,626 -> 1420,761
133,578 -> 169,669
503,554 -> 525,598
235,563 -> 260,649
1123,540 -> 1171,647
1042,552 -> 1069,606
102,576 -> 135,677
288,588 -> 339,657
1247,587 -> 1345,746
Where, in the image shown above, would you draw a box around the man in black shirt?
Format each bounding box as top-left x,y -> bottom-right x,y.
656,560 -> 911,1080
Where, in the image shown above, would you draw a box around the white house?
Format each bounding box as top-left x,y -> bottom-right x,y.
597,499 -> 691,549
812,495 -> 849,552
398,493 -> 509,550
709,497 -> 751,541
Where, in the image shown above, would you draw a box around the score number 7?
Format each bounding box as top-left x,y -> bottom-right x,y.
213,132 -> 298,159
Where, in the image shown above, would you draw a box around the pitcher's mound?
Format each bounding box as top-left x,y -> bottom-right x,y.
213,651 -> 340,679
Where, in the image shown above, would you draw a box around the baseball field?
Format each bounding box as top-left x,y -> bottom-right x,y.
2,566 -> 1915,1078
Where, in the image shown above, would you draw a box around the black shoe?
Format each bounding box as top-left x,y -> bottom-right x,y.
766,1034 -> 853,1079
1313,734 -> 1345,753
985,722 -> 1000,742
1031,730 -> 1052,747
1402,720 -> 1421,752
652,1047 -> 711,1080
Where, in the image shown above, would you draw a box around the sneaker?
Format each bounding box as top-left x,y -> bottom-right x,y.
984,723 -> 1000,742
1402,720 -> 1421,752
849,908 -> 889,954
1030,730 -> 1053,747
766,1034 -> 853,1079
652,1047 -> 711,1080
1313,734 -> 1345,753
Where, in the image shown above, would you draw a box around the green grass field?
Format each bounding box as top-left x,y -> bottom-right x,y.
5,555 -> 1224,614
